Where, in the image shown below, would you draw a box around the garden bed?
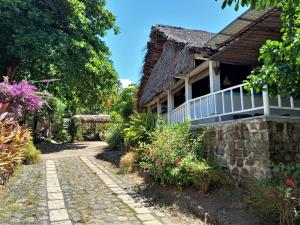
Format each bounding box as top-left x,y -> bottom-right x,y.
96,148 -> 276,225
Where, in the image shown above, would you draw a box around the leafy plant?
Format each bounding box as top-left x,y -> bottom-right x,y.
139,122 -> 226,192
23,142 -> 41,165
0,104 -> 32,184
124,112 -> 156,150
247,163 -> 300,225
55,130 -> 70,143
105,114 -> 125,150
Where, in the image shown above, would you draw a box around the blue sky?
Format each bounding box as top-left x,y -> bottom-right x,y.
103,0 -> 247,87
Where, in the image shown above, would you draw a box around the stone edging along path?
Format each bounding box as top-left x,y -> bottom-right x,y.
46,160 -> 72,225
80,157 -> 163,225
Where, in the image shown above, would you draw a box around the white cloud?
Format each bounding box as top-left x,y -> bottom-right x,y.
120,78 -> 134,88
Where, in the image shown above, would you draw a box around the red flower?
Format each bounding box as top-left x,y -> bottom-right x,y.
287,178 -> 295,187
150,151 -> 156,158
175,159 -> 182,165
156,158 -> 162,164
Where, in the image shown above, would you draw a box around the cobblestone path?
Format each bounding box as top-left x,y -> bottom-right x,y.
0,142 -> 177,225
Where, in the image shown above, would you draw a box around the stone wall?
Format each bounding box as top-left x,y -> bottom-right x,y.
197,116 -> 300,179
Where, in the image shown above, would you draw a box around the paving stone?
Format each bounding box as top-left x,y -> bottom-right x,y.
143,221 -> 163,225
48,192 -> 64,200
136,213 -> 156,221
49,209 -> 69,221
134,207 -> 151,214
48,200 -> 66,210
51,220 -> 73,225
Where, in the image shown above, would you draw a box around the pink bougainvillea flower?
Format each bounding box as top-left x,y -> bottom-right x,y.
143,169 -> 149,174
287,178 -> 295,187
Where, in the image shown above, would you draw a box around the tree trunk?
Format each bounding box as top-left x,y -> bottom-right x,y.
5,64 -> 18,80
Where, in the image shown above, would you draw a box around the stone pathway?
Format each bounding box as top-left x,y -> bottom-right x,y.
0,142 -> 177,225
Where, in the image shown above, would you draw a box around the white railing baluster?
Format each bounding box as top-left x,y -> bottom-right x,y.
199,99 -> 202,119
230,89 -> 234,112
278,95 -> 282,107
262,85 -> 270,116
214,93 -> 217,115
290,97 -> 294,108
194,101 -> 197,119
240,86 -> 244,110
206,97 -> 209,117
222,92 -> 225,113
251,88 -> 255,108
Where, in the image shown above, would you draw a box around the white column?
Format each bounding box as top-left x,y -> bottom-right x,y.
262,85 -> 270,116
185,76 -> 192,120
209,60 -> 221,93
167,90 -> 174,124
157,99 -> 162,115
185,76 -> 192,101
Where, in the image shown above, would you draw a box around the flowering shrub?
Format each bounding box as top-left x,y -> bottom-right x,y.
0,77 -> 43,118
139,122 -> 228,192
247,163 -> 300,225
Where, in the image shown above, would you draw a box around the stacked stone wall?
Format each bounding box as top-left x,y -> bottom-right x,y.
198,116 -> 300,179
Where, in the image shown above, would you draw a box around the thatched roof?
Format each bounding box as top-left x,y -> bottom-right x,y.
73,114 -> 111,123
137,25 -> 215,107
137,8 -> 282,108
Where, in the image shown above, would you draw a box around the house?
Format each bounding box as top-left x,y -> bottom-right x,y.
137,7 -> 300,179
138,7 -> 300,125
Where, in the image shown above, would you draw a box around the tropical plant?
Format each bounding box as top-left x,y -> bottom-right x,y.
124,112 -> 156,150
104,114 -> 125,150
138,122 -> 226,192
110,85 -> 137,121
23,142 -> 41,165
247,163 -> 300,225
0,103 -> 32,184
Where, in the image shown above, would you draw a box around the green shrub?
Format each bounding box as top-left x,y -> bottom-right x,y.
56,130 -> 71,143
246,163 -> 300,225
68,118 -> 83,142
23,142 -> 41,165
139,122 -> 226,192
124,112 -> 156,150
105,122 -> 125,150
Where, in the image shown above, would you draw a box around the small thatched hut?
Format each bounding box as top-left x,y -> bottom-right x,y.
73,114 -> 111,140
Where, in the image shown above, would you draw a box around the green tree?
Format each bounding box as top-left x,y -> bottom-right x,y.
218,0 -> 300,97
0,0 -> 119,109
110,84 -> 137,121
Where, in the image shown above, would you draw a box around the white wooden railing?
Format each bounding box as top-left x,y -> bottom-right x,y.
164,83 -> 300,124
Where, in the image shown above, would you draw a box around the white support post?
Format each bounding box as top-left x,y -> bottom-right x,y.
262,85 -> 270,116
157,99 -> 162,115
209,60 -> 221,93
185,76 -> 192,120
167,90 -> 174,124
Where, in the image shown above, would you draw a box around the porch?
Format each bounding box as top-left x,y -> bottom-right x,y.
163,83 -> 300,125
147,59 -> 300,125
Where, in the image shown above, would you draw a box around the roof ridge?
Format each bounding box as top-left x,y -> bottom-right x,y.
153,24 -> 215,34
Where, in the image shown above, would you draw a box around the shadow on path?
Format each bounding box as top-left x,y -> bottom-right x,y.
37,142 -> 89,154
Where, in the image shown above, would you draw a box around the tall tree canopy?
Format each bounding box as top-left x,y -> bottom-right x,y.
219,0 -> 300,97
0,0 -> 119,110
